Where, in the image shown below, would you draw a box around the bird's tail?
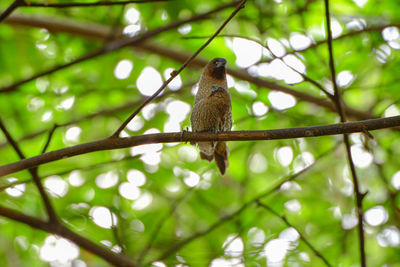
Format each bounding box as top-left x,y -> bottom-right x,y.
214,141 -> 229,175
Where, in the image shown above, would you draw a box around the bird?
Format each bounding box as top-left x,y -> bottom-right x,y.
194,58 -> 228,106
191,84 -> 232,175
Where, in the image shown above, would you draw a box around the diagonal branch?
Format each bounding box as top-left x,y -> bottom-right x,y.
0,1 -> 239,93
41,124 -> 58,154
0,115 -> 399,177
111,0 -> 247,137
156,201 -> 252,261
0,0 -> 23,22
257,201 -> 333,267
0,205 -> 136,267
152,145 -> 336,262
0,119 -> 58,223
20,0 -> 170,8
324,1 -> 366,266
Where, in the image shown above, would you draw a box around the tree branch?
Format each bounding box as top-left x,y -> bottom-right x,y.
0,0 -> 23,22
0,119 -> 58,223
0,1 -> 239,93
324,1 -> 366,266
111,0 -> 247,137
256,201 -> 333,267
156,201 -> 252,261
20,0 -> 170,8
152,145 -> 336,262
1,115 -> 399,177
0,206 -> 137,267
41,124 -> 58,154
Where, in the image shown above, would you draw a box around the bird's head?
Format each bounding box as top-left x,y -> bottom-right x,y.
206,58 -> 227,80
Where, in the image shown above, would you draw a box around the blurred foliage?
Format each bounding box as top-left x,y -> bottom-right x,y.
0,0 -> 400,266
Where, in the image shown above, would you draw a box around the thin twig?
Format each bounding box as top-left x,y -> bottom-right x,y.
256,201 -> 333,267
41,124 -> 58,154
1,115 -> 400,177
0,0 -> 23,22
0,119 -> 58,223
0,1 -> 239,93
110,210 -> 125,255
111,0 -> 247,137
324,1 -> 366,266
21,0 -> 170,8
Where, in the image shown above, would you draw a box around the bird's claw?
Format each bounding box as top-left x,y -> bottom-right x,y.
181,126 -> 190,144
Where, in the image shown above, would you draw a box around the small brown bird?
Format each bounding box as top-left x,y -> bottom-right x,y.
191,85 -> 232,175
195,58 -> 228,105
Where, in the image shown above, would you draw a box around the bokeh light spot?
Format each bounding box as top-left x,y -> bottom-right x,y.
44,175 -> 68,197
276,146 -> 293,167
5,177 -> 25,198
364,206 -> 388,226
232,37 -> 262,68
252,101 -> 269,116
137,67 -> 163,96
114,59 -> 133,80
65,126 -> 82,143
268,91 -> 296,110
89,206 -> 117,229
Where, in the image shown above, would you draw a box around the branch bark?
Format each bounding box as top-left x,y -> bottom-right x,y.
1,115 -> 399,177
257,201 -> 333,267
0,119 -> 58,223
324,1 -> 366,266
20,0 -> 169,8
0,206 -> 136,267
0,0 -> 23,22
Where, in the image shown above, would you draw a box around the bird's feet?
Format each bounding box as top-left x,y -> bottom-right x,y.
181,126 -> 190,144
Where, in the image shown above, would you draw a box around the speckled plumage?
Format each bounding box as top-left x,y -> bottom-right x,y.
191,59 -> 232,175
195,58 -> 228,105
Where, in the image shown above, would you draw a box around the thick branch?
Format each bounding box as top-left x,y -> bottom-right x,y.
1,115 -> 399,177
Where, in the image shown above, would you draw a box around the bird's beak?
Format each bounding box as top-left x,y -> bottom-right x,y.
215,59 -> 226,68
